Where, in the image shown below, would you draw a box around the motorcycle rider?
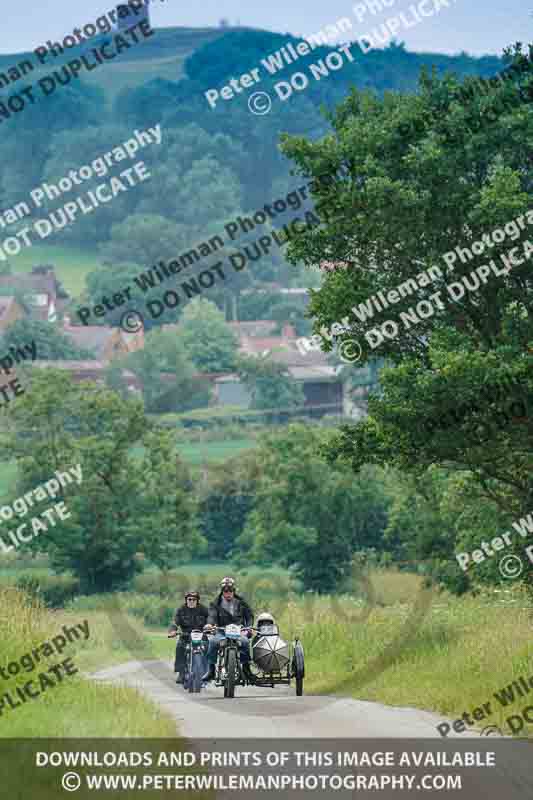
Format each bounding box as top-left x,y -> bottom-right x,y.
168,590 -> 209,684
202,576 -> 254,682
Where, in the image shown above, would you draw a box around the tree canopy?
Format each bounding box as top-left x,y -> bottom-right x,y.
0,370 -> 204,592
2,319 -> 95,360
279,43 -> 533,593
178,298 -> 238,373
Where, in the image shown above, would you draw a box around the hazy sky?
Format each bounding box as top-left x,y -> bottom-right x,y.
2,0 -> 529,57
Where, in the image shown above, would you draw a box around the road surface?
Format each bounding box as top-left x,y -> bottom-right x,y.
90,658 -> 477,738
90,660 -> 533,799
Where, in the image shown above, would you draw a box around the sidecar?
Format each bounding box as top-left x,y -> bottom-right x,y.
250,621 -> 305,696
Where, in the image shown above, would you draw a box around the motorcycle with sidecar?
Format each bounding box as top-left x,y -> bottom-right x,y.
207,620 -> 305,698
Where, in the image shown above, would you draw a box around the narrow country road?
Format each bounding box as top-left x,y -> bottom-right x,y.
91,658 -> 475,738
90,660 -> 533,799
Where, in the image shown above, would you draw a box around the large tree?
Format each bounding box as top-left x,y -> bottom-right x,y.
0,370 -> 204,592
234,425 -> 390,591
236,354 -> 305,412
179,298 -> 238,372
123,327 -> 202,412
279,44 -> 533,593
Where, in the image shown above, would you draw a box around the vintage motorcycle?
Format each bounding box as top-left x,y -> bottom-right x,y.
210,622 -> 305,698
182,629 -> 208,693
210,624 -> 247,698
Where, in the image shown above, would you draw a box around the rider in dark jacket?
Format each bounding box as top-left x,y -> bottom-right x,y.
168,591 -> 208,683
202,577 -> 254,682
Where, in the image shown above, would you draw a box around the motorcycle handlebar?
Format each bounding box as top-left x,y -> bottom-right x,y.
203,625 -> 254,633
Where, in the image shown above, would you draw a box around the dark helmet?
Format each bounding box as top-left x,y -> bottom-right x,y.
185,590 -> 200,600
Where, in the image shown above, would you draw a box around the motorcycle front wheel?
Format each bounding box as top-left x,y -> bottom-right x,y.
191,652 -> 204,693
225,648 -> 237,698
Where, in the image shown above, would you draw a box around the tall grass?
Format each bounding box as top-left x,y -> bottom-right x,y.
0,588 -> 177,737
0,593 -> 214,800
275,583 -> 533,737
6,567 -> 532,739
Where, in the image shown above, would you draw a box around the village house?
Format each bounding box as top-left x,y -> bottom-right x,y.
213,320 -> 344,417
62,317 -> 144,362
0,266 -> 67,322
30,360 -> 142,393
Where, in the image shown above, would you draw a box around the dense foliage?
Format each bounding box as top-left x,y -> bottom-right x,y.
0,370 -> 204,591
279,42 -> 533,596
2,318 -> 95,360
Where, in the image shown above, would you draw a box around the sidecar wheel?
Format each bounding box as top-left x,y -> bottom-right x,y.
293,642 -> 304,697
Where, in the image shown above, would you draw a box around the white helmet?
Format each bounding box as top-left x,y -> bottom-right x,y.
256,612 -> 275,627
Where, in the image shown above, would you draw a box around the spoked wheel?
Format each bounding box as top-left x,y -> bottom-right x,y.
191,653 -> 204,693
186,664 -> 194,693
293,641 -> 305,696
225,648 -> 237,698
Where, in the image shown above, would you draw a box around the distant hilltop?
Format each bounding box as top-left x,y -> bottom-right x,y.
116,2 -> 150,30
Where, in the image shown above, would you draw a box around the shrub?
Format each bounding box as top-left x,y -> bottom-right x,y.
14,573 -> 80,608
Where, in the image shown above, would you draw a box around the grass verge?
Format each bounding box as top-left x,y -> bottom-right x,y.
0,588 -> 177,737
277,578 -> 533,738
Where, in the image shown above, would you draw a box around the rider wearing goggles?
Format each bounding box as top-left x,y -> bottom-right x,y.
202,577 -> 254,682
168,590 -> 209,684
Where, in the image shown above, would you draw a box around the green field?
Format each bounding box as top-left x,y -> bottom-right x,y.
0,437 -> 256,504
127,436 -> 257,467
0,588 -> 178,739
175,437 -> 256,465
80,26 -> 231,106
2,556 -> 531,740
